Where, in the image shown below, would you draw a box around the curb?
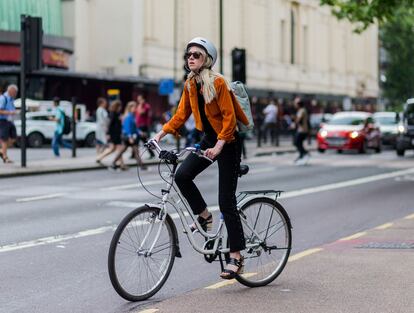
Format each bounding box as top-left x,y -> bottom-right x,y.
1,146 -> 310,178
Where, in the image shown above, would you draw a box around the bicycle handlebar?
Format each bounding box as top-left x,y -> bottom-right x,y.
145,139 -> 213,163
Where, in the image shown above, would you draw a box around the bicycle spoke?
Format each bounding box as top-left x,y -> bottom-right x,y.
236,199 -> 291,287
109,206 -> 176,301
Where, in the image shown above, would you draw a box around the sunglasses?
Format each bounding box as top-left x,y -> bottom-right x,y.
185,51 -> 203,59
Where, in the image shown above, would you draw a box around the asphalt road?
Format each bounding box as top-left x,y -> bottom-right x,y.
1,150 -> 413,313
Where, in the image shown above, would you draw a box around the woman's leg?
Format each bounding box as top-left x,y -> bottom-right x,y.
175,152 -> 212,215
97,144 -> 115,161
112,144 -> 127,166
217,138 -> 245,253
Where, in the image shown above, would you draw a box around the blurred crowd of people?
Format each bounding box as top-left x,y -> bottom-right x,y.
94,94 -> 154,171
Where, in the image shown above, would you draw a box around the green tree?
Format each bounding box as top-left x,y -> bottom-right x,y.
381,7 -> 414,106
320,0 -> 414,32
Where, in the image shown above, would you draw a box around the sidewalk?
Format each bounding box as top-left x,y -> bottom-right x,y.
137,213 -> 414,313
0,135 -> 316,178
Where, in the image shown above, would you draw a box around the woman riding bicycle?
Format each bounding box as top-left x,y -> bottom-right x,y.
153,37 -> 249,279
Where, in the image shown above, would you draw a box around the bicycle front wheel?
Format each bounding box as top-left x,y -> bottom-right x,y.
108,205 -> 177,301
236,197 -> 292,287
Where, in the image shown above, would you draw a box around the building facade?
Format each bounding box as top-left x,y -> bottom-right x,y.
63,0 -> 378,102
0,0 -> 379,115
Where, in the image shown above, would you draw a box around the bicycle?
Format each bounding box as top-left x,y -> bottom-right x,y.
108,139 -> 292,301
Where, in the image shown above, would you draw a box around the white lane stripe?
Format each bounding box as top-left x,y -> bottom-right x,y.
249,167 -> 276,174
16,193 -> 66,203
0,225 -> 115,253
280,167 -> 414,199
4,167 -> 414,253
0,204 -> 221,254
101,180 -> 164,191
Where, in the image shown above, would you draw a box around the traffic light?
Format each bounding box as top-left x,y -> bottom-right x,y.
21,15 -> 43,72
232,48 -> 246,84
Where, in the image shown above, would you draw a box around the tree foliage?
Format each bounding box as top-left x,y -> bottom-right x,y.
320,0 -> 414,32
381,6 -> 414,105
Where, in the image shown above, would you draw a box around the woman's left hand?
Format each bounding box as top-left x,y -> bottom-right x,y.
205,140 -> 225,160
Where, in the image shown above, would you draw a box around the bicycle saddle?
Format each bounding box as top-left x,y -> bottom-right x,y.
239,164 -> 249,177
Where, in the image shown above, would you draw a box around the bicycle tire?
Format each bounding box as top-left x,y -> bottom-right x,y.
235,197 -> 292,287
108,205 -> 177,301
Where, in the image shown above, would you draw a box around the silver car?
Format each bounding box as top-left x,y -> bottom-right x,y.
373,112 -> 400,147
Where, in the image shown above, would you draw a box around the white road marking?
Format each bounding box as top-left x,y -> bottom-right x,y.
101,180 -> 164,191
16,193 -> 66,203
249,167 -> 277,174
281,167 -> 414,199
3,167 -> 414,253
0,225 -> 115,253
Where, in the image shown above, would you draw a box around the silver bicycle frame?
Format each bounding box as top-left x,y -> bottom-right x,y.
142,141 -> 268,256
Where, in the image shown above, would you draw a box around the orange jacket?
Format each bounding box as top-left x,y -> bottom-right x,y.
163,76 -> 248,142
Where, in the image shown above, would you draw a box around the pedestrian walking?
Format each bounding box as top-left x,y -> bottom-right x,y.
262,100 -> 278,145
110,101 -> 146,171
0,84 -> 18,163
96,100 -> 124,167
135,94 -> 155,158
50,97 -> 72,157
293,98 -> 310,165
95,97 -> 109,154
152,37 -> 249,280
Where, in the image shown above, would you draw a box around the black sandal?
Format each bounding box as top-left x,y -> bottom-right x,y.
189,213 -> 213,233
220,256 -> 244,280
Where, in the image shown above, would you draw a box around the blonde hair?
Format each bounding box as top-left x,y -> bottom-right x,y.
186,49 -> 231,104
123,101 -> 136,118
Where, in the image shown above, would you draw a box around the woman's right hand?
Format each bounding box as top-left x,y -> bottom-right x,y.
152,130 -> 167,143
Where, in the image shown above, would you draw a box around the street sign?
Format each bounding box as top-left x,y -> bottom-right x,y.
158,79 -> 175,95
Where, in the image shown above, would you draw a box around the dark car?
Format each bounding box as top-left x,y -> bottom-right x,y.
317,111 -> 381,153
396,98 -> 414,156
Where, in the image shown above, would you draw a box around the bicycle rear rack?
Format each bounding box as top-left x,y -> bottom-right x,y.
237,190 -> 283,203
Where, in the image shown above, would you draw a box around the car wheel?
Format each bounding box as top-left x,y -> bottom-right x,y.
84,132 -> 96,147
375,142 -> 382,153
337,149 -> 343,154
27,132 -> 44,148
396,148 -> 405,157
318,148 -> 325,153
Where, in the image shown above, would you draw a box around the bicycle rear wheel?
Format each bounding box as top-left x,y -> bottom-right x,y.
108,205 -> 177,301
236,197 -> 292,287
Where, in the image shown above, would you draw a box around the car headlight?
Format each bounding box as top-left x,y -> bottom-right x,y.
349,131 -> 359,139
319,130 -> 328,138
398,125 -> 405,133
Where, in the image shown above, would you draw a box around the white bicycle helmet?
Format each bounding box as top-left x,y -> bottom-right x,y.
187,37 -> 217,67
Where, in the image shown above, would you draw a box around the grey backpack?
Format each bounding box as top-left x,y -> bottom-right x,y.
230,81 -> 254,134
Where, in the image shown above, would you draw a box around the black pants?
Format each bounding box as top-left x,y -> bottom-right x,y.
295,132 -> 308,158
175,134 -> 246,252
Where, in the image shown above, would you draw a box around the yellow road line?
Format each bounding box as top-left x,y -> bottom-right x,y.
138,309 -> 159,313
375,223 -> 393,230
205,272 -> 257,289
338,231 -> 367,241
404,213 -> 414,220
288,248 -> 323,262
